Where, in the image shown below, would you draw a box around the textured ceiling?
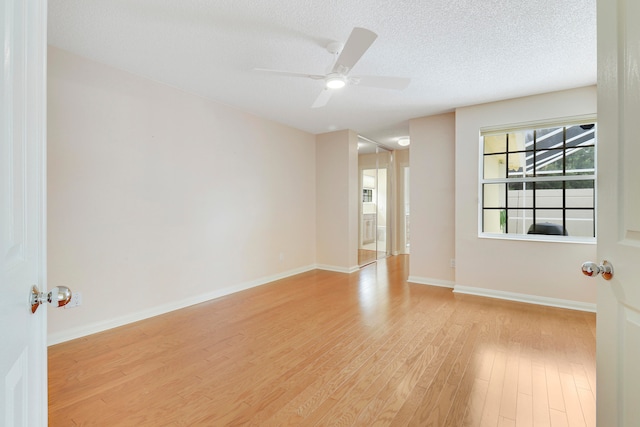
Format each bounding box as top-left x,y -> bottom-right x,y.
48,0 -> 596,148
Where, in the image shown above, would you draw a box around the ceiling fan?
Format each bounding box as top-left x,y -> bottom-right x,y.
255,27 -> 410,108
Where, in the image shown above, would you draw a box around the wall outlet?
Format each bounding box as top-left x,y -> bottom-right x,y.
64,291 -> 82,309
450,259 -> 456,268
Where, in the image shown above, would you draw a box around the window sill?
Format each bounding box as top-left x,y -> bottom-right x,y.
478,232 -> 596,245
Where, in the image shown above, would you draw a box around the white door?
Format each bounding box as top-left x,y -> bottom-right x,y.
596,0 -> 640,425
0,0 -> 49,425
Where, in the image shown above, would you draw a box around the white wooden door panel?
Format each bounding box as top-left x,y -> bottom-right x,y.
597,0 -> 640,425
0,0 -> 48,425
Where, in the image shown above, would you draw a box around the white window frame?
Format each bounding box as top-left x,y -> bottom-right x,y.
478,115 -> 597,244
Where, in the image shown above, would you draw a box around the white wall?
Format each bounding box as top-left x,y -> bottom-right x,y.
315,130 -> 359,272
408,113 -> 456,287
455,86 -> 597,306
47,47 -> 317,343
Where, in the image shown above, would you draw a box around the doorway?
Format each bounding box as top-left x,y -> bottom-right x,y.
358,139 -> 392,266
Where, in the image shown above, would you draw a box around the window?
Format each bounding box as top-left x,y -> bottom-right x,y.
480,120 -> 596,240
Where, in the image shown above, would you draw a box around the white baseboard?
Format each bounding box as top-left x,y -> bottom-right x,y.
316,264 -> 360,274
47,264 -> 317,346
49,265 -> 596,346
407,276 -> 455,289
453,285 -> 597,313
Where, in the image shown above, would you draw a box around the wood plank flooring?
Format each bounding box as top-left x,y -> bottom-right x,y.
358,249 -> 385,266
48,255 -> 596,426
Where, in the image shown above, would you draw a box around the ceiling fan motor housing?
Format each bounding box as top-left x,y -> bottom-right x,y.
325,73 -> 347,89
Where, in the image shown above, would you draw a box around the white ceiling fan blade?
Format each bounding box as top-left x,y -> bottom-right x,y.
311,88 -> 333,108
351,75 -> 411,90
254,68 -> 325,80
332,27 -> 377,75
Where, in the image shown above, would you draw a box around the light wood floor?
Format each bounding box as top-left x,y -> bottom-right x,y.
48,255 -> 596,426
357,249 -> 387,266
358,248 -> 378,266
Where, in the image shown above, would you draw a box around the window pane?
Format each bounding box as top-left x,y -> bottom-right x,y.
506,152 -> 526,178
535,182 -> 563,208
536,209 -> 563,223
535,149 -> 564,176
566,209 -> 595,237
483,154 -> 506,179
566,181 -> 594,208
484,134 -> 506,154
528,209 -> 565,235
565,179 -> 595,189
508,130 -> 531,152
483,209 -> 504,233
535,127 -> 564,150
522,152 -> 537,177
483,184 -> 506,208
506,208 -> 532,235
566,124 -> 596,148
566,146 -> 595,175
507,182 -> 533,208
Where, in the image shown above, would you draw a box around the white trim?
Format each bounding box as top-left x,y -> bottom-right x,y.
316,264 -> 360,274
453,285 -> 596,313
47,264 -> 317,346
407,276 -> 455,289
478,233 -> 596,245
480,114 -> 598,136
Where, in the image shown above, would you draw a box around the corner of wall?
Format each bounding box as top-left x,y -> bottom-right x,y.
315,130 -> 359,270
408,113 -> 456,284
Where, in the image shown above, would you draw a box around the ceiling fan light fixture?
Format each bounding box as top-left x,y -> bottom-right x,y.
326,75 -> 346,89
398,138 -> 410,147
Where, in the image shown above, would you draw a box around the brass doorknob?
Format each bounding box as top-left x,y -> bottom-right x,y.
581,260 -> 614,280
